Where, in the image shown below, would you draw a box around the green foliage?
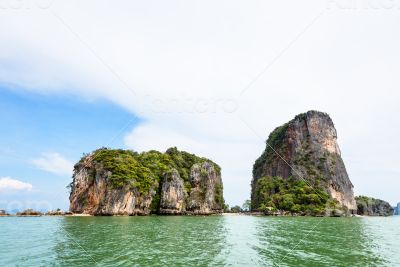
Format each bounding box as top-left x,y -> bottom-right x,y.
355,195 -> 393,216
253,122 -> 289,179
165,147 -> 221,179
252,176 -> 330,215
355,195 -> 373,203
223,204 -> 230,212
91,149 -> 154,193
242,200 -> 251,211
200,169 -> 209,178
230,205 -> 241,213
355,196 -> 378,215
78,147 -> 222,202
136,150 -> 174,179
214,184 -> 224,207
150,190 -> 161,213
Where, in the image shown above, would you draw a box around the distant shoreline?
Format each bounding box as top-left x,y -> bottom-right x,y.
0,213 -> 395,218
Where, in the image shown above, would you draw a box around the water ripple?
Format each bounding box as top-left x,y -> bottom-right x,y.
0,216 -> 399,266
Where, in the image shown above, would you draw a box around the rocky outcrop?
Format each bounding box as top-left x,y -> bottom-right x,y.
69,165 -> 154,215
16,209 -> 42,216
0,210 -> 9,216
186,162 -> 224,214
356,196 -> 393,216
395,203 -> 400,215
45,209 -> 71,216
159,170 -> 186,214
69,147 -> 224,215
251,111 -> 357,215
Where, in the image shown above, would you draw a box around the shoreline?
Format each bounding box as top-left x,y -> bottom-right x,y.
0,213 -> 395,218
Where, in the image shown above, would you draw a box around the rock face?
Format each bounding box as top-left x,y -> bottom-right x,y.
159,170 -> 186,214
70,167 -> 154,215
186,162 -> 224,214
395,203 -> 400,215
356,196 -> 393,216
0,209 -> 9,216
69,147 -> 224,215
251,111 -> 357,215
16,209 -> 42,216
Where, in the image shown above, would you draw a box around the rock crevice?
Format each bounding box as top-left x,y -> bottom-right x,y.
251,111 -> 357,215
69,148 -> 224,215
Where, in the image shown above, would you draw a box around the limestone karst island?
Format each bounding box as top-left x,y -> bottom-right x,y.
251,111 -> 393,216
69,147 -> 224,215
68,110 -> 393,217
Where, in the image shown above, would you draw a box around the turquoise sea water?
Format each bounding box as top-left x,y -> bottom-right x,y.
0,215 -> 399,266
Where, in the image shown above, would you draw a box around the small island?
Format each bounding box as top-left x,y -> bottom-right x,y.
0,209 -> 9,216
395,203 -> 400,215
69,147 -> 224,216
356,196 -> 393,216
16,209 -> 42,217
250,111 -> 393,217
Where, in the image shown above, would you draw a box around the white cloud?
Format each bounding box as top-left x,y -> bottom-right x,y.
32,153 -> 73,176
0,177 -> 33,193
1,1 -> 400,204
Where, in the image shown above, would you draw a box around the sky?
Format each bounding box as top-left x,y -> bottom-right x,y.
0,0 -> 400,211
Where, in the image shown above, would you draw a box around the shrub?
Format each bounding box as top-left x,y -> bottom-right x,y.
76,147 -> 222,200
252,176 -> 330,214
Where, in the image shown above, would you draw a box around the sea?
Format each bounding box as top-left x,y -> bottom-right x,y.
1,215 -> 399,266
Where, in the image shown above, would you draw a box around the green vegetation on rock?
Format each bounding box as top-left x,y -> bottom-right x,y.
214,184 -> 224,206
356,196 -> 393,216
253,122 -> 289,179
77,147 -> 221,196
230,205 -> 241,213
92,149 -> 154,193
71,146 -> 224,215
251,111 -> 358,216
252,176 -> 331,215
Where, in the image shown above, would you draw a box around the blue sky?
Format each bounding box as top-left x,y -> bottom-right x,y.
0,87 -> 140,211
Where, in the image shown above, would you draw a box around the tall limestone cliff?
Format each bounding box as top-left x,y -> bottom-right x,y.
251,111 -> 357,215
69,147 -> 224,215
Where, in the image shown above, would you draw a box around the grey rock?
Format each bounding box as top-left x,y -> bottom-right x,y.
252,110 -> 357,213
395,203 -> 400,215
69,157 -> 156,216
186,162 -> 224,215
69,149 -> 224,216
356,196 -> 393,216
159,169 -> 186,214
